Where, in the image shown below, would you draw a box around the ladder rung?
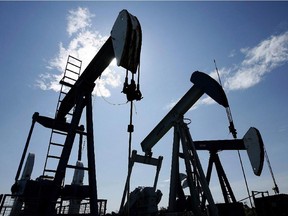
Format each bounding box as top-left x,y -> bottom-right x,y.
60,91 -> 68,95
178,152 -> 184,159
63,75 -> 77,82
59,80 -> 74,88
44,169 -> 57,173
47,155 -> 61,159
68,55 -> 82,64
77,130 -> 87,136
52,130 -> 68,136
50,142 -> 64,147
67,63 -> 81,71
66,164 -> 89,171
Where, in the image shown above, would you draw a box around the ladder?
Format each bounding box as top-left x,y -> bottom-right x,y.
42,55 -> 82,179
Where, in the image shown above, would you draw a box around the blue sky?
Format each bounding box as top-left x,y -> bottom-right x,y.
0,1 -> 288,213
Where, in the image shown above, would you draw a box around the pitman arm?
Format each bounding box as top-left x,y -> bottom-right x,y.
141,71 -> 229,155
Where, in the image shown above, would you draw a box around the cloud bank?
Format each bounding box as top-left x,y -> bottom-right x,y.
224,31 -> 288,91
166,31 -> 288,110
67,7 -> 94,36
36,7 -> 121,97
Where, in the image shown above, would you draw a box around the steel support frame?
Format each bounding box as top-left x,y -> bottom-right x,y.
168,117 -> 219,216
15,113 -> 38,182
86,93 -> 98,216
50,91 -> 98,216
206,151 -> 236,204
119,150 -> 163,214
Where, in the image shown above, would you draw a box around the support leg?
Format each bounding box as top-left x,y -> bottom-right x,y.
201,151 -> 215,209
214,153 -> 236,203
168,127 -> 180,212
177,119 -> 218,216
86,94 -> 98,216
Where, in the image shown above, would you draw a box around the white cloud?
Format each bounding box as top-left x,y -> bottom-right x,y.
209,66 -> 232,86
36,7 -> 122,97
36,73 -> 62,92
228,49 -> 236,58
164,95 -> 217,112
165,31 -> 288,111
199,96 -> 216,106
164,99 -> 179,110
67,7 -> 94,36
225,31 -> 288,91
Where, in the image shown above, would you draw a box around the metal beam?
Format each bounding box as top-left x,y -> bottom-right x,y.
34,113 -> 85,134
141,71 -> 229,154
194,139 -> 245,151
56,37 -> 115,121
86,93 -> 98,215
141,84 -> 203,154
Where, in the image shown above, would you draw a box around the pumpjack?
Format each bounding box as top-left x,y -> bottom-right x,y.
137,71 -> 265,216
0,9 -> 142,216
1,9 -> 286,216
